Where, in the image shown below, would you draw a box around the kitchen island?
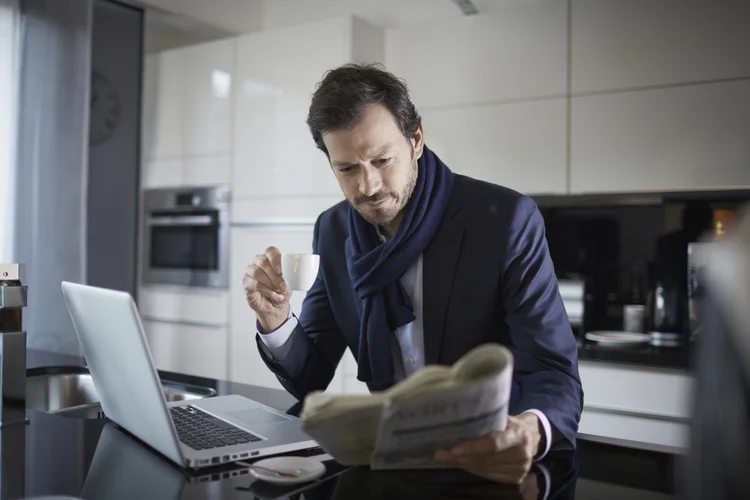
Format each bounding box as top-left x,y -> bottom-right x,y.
2,349 -> 680,499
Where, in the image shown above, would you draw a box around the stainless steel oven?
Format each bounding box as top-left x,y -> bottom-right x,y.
141,185 -> 230,288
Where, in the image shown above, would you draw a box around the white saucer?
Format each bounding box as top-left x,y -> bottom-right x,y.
585,331 -> 651,345
247,457 -> 326,485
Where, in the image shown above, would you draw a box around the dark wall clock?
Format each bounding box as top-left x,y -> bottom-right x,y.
89,70 -> 121,145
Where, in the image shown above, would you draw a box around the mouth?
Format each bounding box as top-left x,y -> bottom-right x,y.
367,198 -> 388,207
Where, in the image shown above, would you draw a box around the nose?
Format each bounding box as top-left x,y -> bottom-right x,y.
358,165 -> 382,198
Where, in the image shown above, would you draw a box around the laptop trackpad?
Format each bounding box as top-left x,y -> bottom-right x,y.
226,408 -> 289,426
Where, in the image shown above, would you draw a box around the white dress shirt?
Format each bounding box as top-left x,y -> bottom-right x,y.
258,245 -> 553,459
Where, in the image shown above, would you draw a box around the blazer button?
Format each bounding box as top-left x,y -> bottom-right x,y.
408,357 -> 415,364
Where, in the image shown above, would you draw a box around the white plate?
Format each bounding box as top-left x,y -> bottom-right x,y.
585,331 -> 651,345
247,457 -> 326,485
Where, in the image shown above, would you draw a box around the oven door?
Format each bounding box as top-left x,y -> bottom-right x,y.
142,210 -> 228,288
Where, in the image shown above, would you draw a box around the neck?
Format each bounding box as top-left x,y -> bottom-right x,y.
379,212 -> 404,240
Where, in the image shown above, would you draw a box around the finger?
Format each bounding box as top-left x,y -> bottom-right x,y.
248,280 -> 286,304
245,263 -> 277,292
254,254 -> 287,292
264,246 -> 283,276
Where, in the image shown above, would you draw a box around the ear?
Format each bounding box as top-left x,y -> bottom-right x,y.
411,122 -> 425,160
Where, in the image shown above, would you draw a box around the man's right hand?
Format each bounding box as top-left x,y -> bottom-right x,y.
243,246 -> 292,333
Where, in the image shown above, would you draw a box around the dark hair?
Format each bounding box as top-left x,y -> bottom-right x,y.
306,63 -> 421,154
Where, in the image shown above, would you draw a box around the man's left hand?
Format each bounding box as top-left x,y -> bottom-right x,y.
434,413 -> 543,484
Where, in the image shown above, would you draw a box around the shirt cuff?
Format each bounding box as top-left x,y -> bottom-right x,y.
522,409 -> 553,460
257,310 -> 297,361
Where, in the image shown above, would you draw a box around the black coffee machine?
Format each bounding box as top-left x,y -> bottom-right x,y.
647,203 -> 714,344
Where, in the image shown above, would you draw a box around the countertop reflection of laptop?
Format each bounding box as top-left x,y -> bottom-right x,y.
61,281 -> 317,469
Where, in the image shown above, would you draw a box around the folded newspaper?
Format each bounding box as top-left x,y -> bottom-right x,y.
300,343 -> 513,469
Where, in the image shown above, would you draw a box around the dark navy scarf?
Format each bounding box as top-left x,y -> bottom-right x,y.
346,145 -> 454,390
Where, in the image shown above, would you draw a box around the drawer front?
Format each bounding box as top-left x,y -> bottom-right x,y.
579,361 -> 693,419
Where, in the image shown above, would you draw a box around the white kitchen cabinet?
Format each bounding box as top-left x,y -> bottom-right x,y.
143,319 -> 228,380
578,361 -> 693,453
579,362 -> 693,419
422,98 -> 567,195
572,0 -> 750,93
138,285 -> 229,327
142,49 -> 184,161
570,79 -> 750,194
182,154 -> 232,186
232,16 -> 384,202
181,39 -> 234,157
231,196 -> 344,226
141,159 -> 182,188
142,38 -> 234,187
386,2 -> 568,109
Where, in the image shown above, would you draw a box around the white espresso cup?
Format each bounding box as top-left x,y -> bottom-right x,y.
281,254 -> 320,291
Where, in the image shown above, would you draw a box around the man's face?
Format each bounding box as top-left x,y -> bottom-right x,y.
323,104 -> 423,227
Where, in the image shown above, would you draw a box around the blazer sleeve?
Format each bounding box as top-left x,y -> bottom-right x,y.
500,196 -> 583,450
255,214 -> 348,402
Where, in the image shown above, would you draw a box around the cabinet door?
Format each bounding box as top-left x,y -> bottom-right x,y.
572,0 -> 750,93
182,39 -> 234,157
386,3 -> 568,108
232,18 -> 349,201
571,80 -> 750,193
141,159 -> 182,188
229,226 -> 319,389
422,98 -> 567,195
143,320 -> 228,380
141,50 -> 183,161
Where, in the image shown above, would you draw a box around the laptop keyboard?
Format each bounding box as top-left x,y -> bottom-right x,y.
171,406 -> 261,451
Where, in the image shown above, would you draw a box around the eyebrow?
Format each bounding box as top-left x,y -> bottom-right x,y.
331,147 -> 394,168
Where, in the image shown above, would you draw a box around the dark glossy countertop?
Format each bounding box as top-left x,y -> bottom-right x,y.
1,349 -> 681,499
577,339 -> 693,371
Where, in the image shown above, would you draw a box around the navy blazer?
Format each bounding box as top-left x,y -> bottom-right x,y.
257,174 -> 583,449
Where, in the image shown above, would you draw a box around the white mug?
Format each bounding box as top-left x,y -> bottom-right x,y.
281,254 -> 320,291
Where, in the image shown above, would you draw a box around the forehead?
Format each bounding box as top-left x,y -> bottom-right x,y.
323,104 -> 406,164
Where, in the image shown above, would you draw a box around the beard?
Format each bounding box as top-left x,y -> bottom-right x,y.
349,154 -> 418,227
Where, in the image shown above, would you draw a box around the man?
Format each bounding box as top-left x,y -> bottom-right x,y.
243,63 -> 583,484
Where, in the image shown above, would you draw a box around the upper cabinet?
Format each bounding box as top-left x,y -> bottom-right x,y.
142,49 -> 183,160
182,39 -> 234,157
386,3 -> 568,195
232,17 -> 384,202
422,98 -> 568,195
572,0 -> 750,93
142,39 -> 235,162
571,80 -> 750,194
386,2 -> 568,108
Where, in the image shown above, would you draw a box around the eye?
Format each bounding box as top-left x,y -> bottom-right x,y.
339,165 -> 355,174
375,157 -> 391,166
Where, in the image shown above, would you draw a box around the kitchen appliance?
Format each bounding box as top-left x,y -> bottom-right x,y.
688,241 -> 717,339
61,281 -> 317,469
141,185 -> 230,288
559,279 -> 585,336
0,263 -> 28,427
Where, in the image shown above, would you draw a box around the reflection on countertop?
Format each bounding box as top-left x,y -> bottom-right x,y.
577,338 -> 693,371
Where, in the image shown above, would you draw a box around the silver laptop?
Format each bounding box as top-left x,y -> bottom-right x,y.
61,281 -> 318,469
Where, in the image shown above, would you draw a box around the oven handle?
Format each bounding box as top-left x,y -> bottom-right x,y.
147,215 -> 214,226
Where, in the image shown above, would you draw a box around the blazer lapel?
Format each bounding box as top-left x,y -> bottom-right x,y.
423,201 -> 464,365
344,236 -> 363,320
